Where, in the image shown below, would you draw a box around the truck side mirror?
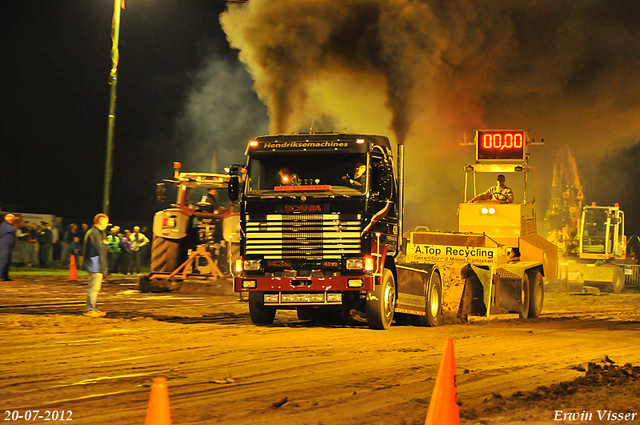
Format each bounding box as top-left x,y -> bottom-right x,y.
156,183 -> 167,202
228,176 -> 239,202
377,165 -> 393,199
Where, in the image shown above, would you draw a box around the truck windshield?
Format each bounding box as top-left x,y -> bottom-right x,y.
246,153 -> 368,195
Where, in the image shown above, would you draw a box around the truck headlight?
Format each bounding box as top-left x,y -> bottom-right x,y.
242,280 -> 257,289
244,260 -> 262,271
264,294 -> 279,303
326,293 -> 342,302
346,258 -> 363,270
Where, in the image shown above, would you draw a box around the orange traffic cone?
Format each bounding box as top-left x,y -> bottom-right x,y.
425,338 -> 459,425
68,256 -> 78,281
144,377 -> 172,425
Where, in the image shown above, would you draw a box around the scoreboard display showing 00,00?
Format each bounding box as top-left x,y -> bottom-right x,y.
476,130 -> 527,161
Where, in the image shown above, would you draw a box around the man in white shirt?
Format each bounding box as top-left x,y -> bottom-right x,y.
469,174 -> 514,204
129,226 -> 149,275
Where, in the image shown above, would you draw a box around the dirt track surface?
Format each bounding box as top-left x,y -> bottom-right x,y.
1,276 -> 640,424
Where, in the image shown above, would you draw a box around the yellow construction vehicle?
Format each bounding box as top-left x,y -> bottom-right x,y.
556,202 -> 627,293
543,147 -> 628,293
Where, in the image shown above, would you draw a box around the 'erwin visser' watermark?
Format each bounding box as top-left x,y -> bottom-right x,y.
554,410 -> 638,421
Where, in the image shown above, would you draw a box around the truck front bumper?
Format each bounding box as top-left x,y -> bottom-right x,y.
234,275 -> 375,293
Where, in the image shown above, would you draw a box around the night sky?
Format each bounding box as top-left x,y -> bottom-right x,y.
0,0 -> 260,226
1,1 -> 640,238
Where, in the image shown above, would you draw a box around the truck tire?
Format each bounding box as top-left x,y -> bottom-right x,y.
151,236 -> 181,272
425,272 -> 443,327
249,292 -> 276,325
611,266 -> 625,293
366,269 -> 396,330
519,273 -> 530,319
527,270 -> 544,319
297,307 -> 314,321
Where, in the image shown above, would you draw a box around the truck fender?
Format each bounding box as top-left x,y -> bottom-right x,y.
376,245 -> 397,286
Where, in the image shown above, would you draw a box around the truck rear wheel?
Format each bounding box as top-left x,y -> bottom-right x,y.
425,272 -> 443,327
519,273 -> 530,319
249,292 -> 276,325
151,236 -> 181,272
366,269 -> 395,330
527,270 -> 544,319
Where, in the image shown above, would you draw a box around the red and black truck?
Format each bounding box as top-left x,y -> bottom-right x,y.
228,133 -> 443,329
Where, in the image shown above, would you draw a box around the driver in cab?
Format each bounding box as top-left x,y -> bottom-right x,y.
342,163 -> 366,188
469,174 -> 514,204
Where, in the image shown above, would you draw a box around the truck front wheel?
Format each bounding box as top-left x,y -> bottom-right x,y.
150,236 -> 181,272
249,292 -> 276,325
367,269 -> 395,330
527,270 -> 544,319
425,272 -> 443,327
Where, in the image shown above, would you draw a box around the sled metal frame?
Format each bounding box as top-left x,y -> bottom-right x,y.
147,245 -> 224,282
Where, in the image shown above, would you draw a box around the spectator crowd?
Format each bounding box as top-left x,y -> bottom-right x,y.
0,214 -> 152,275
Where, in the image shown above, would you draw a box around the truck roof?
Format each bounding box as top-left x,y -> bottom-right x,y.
175,172 -> 230,188
254,133 -> 391,148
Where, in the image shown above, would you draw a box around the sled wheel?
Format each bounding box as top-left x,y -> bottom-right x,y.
519,272 -> 530,319
527,270 -> 544,319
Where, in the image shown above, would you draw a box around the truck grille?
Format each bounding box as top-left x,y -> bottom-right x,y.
245,214 -> 361,259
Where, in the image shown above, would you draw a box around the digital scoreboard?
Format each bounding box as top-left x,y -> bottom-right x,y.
475,130 -> 527,161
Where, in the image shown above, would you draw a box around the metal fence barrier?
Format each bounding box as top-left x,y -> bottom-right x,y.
623,264 -> 640,287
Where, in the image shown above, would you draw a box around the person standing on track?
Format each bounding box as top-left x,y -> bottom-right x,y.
120,229 -> 133,275
129,226 -> 149,275
0,214 -> 19,281
82,213 -> 109,318
37,221 -> 53,268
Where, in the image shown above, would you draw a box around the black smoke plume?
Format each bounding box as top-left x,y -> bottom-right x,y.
221,0 -> 640,231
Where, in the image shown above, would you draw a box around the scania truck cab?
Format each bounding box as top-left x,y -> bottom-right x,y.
230,133 -> 408,329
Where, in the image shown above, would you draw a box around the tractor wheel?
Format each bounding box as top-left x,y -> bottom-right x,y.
519,272 -> 531,319
249,292 -> 276,325
150,236 -> 181,273
527,270 -> 544,319
425,272 -> 443,327
366,269 -> 396,330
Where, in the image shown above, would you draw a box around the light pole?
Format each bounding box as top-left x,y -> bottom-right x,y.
103,0 -> 124,215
